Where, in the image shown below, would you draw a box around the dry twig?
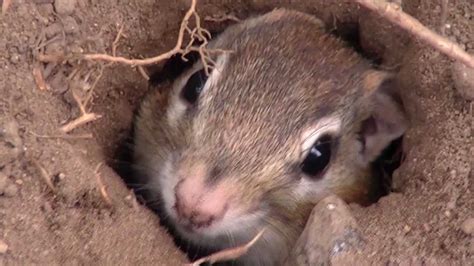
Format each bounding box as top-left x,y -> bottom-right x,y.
94,163 -> 113,206
353,0 -> 474,68
60,89 -> 102,133
185,229 -> 265,266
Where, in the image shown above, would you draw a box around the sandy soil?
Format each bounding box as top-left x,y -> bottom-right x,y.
0,0 -> 472,265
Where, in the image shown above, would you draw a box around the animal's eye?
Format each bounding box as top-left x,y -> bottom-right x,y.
180,69 -> 208,104
301,135 -> 332,178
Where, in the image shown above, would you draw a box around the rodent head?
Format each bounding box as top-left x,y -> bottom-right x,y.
133,9 -> 408,264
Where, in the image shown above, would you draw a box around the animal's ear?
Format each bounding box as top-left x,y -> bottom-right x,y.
358,70 -> 409,164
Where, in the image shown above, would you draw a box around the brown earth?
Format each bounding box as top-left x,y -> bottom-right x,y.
0,0 -> 472,265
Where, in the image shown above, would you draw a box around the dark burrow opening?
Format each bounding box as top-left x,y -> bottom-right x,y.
110,16 -> 406,262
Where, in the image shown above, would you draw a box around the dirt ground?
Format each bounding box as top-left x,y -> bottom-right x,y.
0,0 -> 472,265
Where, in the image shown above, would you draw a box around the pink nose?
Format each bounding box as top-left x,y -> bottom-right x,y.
174,178 -> 229,229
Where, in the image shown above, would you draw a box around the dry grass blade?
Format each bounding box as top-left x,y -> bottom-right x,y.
352,0 -> 474,68
185,229 -> 265,266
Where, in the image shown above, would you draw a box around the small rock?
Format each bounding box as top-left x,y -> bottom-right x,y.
0,172 -> 8,194
461,217 -> 474,235
62,16 -> 79,34
44,22 -> 63,38
9,53 -> 20,64
451,60 -> 474,100
0,239 -> 7,254
403,225 -> 411,233
284,195 -> 364,265
54,0 -> 77,15
58,173 -> 66,180
4,184 -> 18,197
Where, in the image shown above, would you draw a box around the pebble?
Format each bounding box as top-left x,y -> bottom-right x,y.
403,225 -> 411,233
461,217 -> 474,235
58,173 -> 66,180
0,240 -> 7,254
44,22 -> 63,38
63,16 -> 79,34
451,60 -> 474,100
285,195 -> 363,265
54,0 -> 77,15
9,53 -> 20,64
0,172 -> 7,194
4,184 -> 18,197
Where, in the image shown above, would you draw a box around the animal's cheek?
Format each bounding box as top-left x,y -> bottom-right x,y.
290,176 -> 331,204
157,157 -> 182,218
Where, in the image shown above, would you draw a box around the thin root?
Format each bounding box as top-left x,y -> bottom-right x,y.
185,229 -> 265,266
353,0 -> 474,68
60,112 -> 102,133
80,0 -> 220,73
60,76 -> 103,133
94,163 -> 113,207
137,66 -> 150,80
33,64 -> 49,91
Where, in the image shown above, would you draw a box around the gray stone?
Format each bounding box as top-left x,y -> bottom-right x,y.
284,195 -> 364,265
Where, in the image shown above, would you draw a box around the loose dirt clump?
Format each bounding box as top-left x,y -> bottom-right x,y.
0,0 -> 472,265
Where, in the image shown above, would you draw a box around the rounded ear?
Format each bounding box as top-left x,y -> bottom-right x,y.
358,70 -> 409,164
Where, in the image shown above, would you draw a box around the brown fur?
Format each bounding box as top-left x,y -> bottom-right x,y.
133,9 -> 408,265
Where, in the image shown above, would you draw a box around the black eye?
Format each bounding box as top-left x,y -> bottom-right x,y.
301,135 -> 332,178
180,69 -> 208,104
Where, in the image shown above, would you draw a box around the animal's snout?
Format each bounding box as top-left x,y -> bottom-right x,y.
173,166 -> 230,229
